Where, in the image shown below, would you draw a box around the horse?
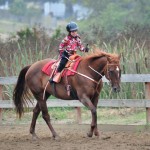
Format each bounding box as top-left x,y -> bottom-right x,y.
13,50 -> 121,140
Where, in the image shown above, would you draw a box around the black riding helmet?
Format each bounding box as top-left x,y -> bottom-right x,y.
66,22 -> 78,32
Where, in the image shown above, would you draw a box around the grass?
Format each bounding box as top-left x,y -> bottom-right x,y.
97,108 -> 146,125
80,107 -> 146,125
2,107 -> 147,125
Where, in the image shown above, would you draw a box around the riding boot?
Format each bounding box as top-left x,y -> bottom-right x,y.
49,62 -> 64,83
49,52 -> 68,83
53,72 -> 62,83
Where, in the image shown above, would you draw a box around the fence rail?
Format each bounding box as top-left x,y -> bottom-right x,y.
1,74 -> 150,84
0,74 -> 150,124
1,99 -> 150,108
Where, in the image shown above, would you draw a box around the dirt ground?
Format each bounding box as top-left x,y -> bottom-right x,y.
0,124 -> 150,150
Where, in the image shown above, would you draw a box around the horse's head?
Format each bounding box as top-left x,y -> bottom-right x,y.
104,55 -> 121,92
82,50 -> 121,92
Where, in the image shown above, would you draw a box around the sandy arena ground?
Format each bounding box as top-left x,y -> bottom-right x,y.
0,124 -> 150,150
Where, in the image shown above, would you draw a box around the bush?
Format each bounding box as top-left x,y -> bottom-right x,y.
0,25 -> 65,76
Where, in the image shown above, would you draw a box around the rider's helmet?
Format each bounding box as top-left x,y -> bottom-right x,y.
66,22 -> 78,32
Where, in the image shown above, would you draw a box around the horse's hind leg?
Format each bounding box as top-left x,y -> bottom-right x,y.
30,102 -> 41,140
38,98 -> 59,140
30,92 -> 58,140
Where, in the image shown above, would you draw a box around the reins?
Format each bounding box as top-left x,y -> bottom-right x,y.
89,66 -> 103,77
66,61 -> 114,85
66,68 -> 102,84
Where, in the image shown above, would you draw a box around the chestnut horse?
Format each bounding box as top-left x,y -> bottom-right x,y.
13,50 -> 121,140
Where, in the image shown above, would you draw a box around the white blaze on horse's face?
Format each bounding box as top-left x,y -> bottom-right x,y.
116,66 -> 119,71
116,66 -> 120,78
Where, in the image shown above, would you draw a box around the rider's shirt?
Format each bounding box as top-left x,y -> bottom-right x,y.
59,34 -> 84,56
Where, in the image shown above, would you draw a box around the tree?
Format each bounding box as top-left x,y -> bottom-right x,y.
75,0 -> 150,32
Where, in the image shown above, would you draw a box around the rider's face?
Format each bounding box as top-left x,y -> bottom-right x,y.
70,30 -> 77,37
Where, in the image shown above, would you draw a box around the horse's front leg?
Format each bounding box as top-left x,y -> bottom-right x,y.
91,97 -> 100,137
87,107 -> 98,137
79,94 -> 98,137
89,109 -> 99,137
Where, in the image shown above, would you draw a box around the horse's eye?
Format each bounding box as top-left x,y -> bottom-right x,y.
108,70 -> 113,75
109,69 -> 113,73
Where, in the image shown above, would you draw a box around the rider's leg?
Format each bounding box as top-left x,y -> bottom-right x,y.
49,56 -> 68,83
57,57 -> 68,72
57,50 -> 69,72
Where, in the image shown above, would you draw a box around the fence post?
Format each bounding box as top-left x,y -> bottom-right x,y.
0,85 -> 3,124
75,107 -> 82,124
145,82 -> 150,124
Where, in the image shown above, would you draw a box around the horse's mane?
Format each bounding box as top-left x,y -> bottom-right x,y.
82,48 -> 120,64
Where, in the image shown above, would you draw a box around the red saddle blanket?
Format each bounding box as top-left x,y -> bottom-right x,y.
42,57 -> 82,77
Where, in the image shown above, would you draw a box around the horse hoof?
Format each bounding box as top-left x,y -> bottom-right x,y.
53,135 -> 60,141
94,131 -> 100,137
32,134 -> 39,141
87,132 -> 93,137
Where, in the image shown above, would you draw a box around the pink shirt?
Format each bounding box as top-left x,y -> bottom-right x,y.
59,35 -> 84,56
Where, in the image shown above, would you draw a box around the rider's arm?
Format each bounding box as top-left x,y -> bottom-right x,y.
76,36 -> 84,51
59,36 -> 68,57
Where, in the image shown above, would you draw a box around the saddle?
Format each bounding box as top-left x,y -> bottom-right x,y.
52,54 -> 81,83
42,54 -> 81,83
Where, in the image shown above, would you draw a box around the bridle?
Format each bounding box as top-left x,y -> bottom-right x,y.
67,61 -> 120,85
88,62 -> 119,98
103,63 -> 121,84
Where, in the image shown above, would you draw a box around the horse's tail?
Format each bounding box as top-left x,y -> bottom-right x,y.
13,65 -> 31,118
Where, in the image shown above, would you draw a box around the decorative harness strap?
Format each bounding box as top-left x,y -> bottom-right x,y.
66,66 -> 103,85
89,66 -> 103,77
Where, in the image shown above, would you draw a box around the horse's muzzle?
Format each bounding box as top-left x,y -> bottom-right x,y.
112,86 -> 120,93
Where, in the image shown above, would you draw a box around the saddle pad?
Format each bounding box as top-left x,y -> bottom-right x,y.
62,57 -> 81,77
42,60 -> 56,75
42,57 -> 82,76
